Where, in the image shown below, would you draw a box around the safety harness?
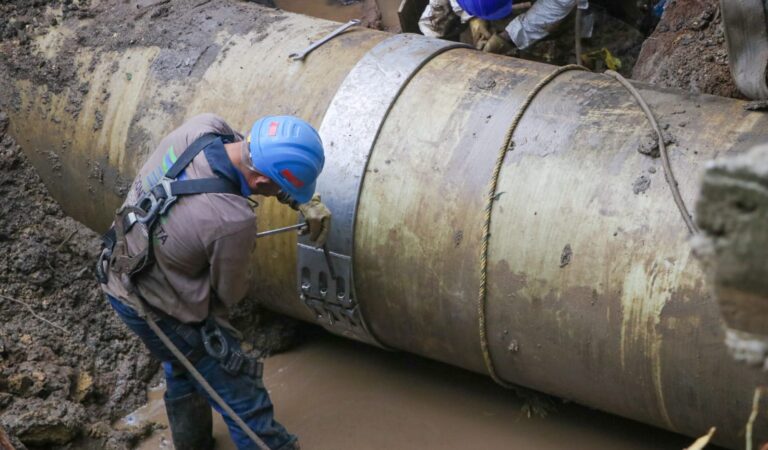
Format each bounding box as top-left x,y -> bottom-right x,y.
98,133 -> 239,281
97,132 -> 263,381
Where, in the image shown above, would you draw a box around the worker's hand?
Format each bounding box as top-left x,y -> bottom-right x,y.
468,17 -> 493,50
481,32 -> 516,56
298,194 -> 331,247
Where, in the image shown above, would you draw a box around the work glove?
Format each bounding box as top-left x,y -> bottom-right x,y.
298,194 -> 331,248
468,17 -> 493,50
481,32 -> 516,56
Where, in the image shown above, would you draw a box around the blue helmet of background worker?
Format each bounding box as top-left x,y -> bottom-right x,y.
243,115 -> 325,204
456,0 -> 513,20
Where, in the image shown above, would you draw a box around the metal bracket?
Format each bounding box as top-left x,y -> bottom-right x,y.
297,245 -> 368,339
297,33 -> 470,347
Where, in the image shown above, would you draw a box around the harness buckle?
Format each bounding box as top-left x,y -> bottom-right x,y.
135,194 -> 161,225
222,350 -> 245,376
245,359 -> 263,378
134,178 -> 178,225
157,177 -> 178,216
96,246 -> 112,284
201,321 -> 229,361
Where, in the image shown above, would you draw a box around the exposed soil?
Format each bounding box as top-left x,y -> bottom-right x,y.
519,5 -> 647,77
0,104 -> 301,449
632,0 -> 742,98
0,106 -> 157,449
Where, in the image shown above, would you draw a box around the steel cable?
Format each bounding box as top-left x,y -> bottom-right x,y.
478,65 -> 698,391
605,70 -> 700,235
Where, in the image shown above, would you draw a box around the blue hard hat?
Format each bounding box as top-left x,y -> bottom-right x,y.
244,115 -> 324,204
456,0 -> 513,20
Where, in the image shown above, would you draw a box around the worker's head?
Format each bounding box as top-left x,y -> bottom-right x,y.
240,115 -> 325,204
456,0 -> 513,20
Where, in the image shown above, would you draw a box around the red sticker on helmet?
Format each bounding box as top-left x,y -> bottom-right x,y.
268,121 -> 279,137
281,169 -> 305,188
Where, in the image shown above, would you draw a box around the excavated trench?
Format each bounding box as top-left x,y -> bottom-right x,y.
0,0 -> 764,449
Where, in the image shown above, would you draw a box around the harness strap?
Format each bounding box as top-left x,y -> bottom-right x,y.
99,132 -> 244,283
165,133 -> 234,179
168,178 -> 240,196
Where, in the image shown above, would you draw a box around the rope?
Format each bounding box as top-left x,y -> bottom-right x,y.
479,65 -> 700,389
478,64 -> 587,388
138,303 -> 271,450
605,70 -> 700,235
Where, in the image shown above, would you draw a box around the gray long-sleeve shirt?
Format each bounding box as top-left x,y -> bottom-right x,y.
102,113 -> 256,326
418,0 -> 578,50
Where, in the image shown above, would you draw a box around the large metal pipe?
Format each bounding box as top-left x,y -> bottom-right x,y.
1,1 -> 766,447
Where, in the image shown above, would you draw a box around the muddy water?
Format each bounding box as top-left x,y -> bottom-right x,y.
131,333 -> 698,449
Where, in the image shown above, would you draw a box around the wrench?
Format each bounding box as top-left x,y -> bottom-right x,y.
289,19 -> 361,61
256,222 -> 307,238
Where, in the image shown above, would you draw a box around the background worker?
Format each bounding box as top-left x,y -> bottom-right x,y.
98,113 -> 331,450
419,0 -> 590,55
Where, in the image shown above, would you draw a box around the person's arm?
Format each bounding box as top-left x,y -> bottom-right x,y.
419,0 -> 462,37
208,220 -> 256,308
504,0 -> 577,50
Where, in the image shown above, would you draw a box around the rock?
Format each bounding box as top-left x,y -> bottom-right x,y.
1,398 -> 87,446
0,111 -> 8,134
5,362 -> 74,400
0,393 -> 13,409
633,174 -> 652,194
637,129 -> 676,158
74,371 -> 94,402
6,371 -> 46,398
11,240 -> 49,275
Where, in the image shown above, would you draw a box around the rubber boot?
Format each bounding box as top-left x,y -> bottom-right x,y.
164,391 -> 215,450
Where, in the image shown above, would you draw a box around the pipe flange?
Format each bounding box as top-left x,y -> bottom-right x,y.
298,33 -> 469,347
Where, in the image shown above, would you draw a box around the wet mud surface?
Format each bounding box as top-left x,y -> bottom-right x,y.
133,333 -> 704,449
0,108 -> 156,449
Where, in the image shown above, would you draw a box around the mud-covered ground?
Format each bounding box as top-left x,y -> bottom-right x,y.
0,108 -> 156,449
0,106 -> 301,449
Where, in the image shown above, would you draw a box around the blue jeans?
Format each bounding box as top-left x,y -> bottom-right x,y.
107,295 -> 296,450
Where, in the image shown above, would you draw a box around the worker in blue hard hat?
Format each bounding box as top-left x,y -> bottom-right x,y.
419,0 -> 591,55
98,113 -> 330,449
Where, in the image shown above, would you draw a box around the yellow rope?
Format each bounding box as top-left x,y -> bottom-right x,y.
478,65 -> 700,389
478,64 -> 587,388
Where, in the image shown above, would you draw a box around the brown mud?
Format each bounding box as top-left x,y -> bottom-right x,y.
0,107 -> 156,449
633,0 -> 741,98
133,333 -> 705,449
0,106 -> 302,448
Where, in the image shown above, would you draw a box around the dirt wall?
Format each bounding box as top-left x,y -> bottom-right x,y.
0,107 -> 160,449
632,0 -> 742,98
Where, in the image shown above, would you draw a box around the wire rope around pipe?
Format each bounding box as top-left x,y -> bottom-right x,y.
478,65 -> 699,392
478,64 -> 588,389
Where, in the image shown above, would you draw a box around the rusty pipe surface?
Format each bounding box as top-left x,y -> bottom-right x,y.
1,1 -> 766,447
